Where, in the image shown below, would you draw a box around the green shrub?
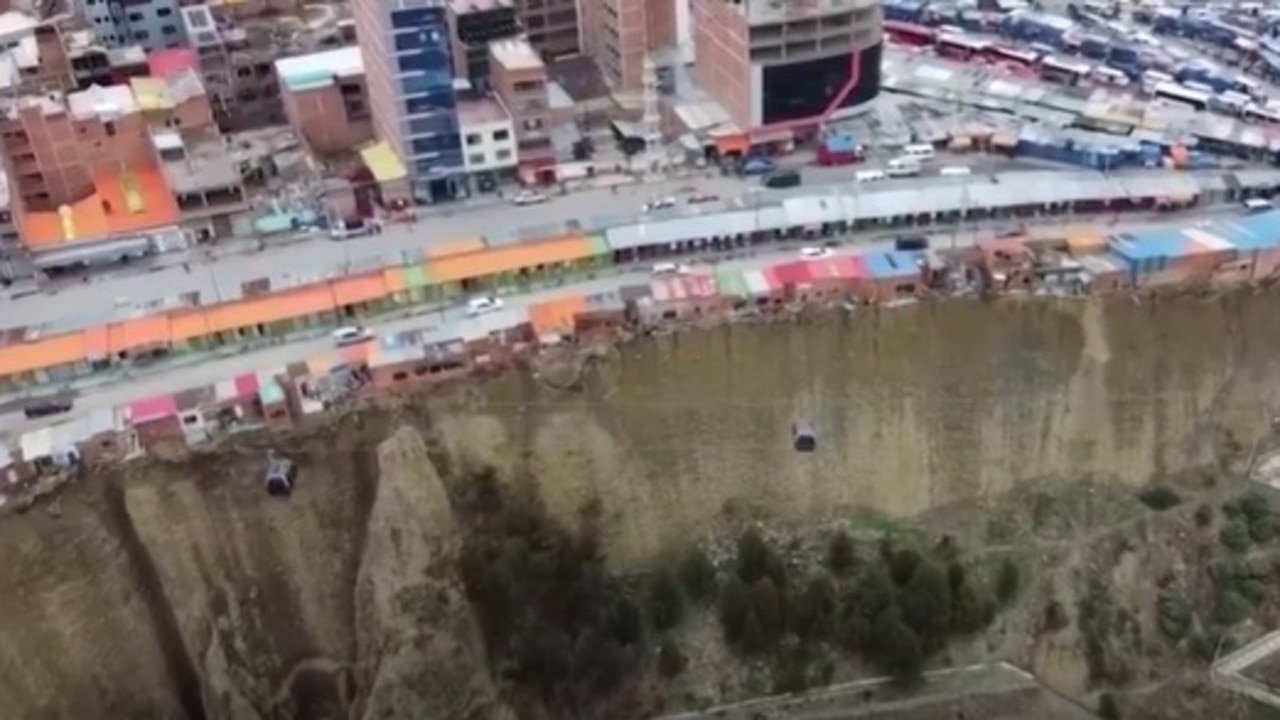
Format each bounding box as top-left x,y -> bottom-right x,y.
657,640 -> 686,678
1216,589 -> 1251,626
1249,514 -> 1276,544
1098,691 -> 1121,720
1137,486 -> 1182,511
719,577 -> 750,643
1241,493 -> 1271,524
898,559 -> 951,652
1220,519 -> 1252,552
678,547 -> 717,602
1157,596 -> 1191,641
648,570 -> 685,631
996,558 -> 1021,605
827,530 -> 856,576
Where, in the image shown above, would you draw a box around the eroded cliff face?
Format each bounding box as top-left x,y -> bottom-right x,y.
1,288 -> 1279,718
433,290 -> 1280,566
0,417 -> 510,720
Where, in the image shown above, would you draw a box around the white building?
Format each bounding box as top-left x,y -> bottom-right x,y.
456,95 -> 517,193
77,0 -> 184,50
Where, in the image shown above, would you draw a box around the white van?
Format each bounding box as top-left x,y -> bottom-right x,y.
886,158 -> 923,177
855,169 -> 888,184
900,144 -> 936,161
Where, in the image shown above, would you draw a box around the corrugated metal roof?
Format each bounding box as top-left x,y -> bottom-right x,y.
864,251 -> 923,279
742,270 -> 773,296
1209,211 -> 1280,251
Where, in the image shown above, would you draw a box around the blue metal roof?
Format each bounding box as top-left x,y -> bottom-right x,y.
1208,211 -> 1280,251
863,251 -> 922,279
1108,229 -> 1191,262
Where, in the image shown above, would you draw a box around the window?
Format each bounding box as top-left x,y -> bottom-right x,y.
411,134 -> 460,156
404,93 -> 455,115
390,8 -> 441,29
495,149 -> 512,161
162,24 -> 177,35
465,133 -> 481,146
104,121 -> 116,136
133,30 -> 149,40
156,6 -> 171,16
522,118 -> 543,130
127,12 -> 143,21
468,152 -> 485,165
400,74 -> 446,95
492,129 -> 510,141
397,49 -> 450,74
394,32 -> 427,52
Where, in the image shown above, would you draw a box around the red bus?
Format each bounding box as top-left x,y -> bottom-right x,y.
883,20 -> 935,47
985,45 -> 1040,68
936,34 -> 989,62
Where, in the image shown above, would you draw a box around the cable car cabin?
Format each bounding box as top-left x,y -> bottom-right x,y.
265,457 -> 298,497
792,421 -> 817,453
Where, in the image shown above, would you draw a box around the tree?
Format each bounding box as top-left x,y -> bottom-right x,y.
827,530 -> 856,576
888,547 -> 922,587
1220,518 -> 1251,552
838,561 -> 896,651
678,547 -> 717,602
752,577 -> 785,648
742,608 -> 768,654
877,618 -> 924,684
737,528 -> 773,584
791,573 -> 838,640
720,576 -> 751,643
996,558 -> 1021,605
648,570 -> 685,631
1098,691 -> 1121,720
898,558 -> 951,651
657,639 -> 686,678
951,581 -> 994,635
609,596 -> 644,646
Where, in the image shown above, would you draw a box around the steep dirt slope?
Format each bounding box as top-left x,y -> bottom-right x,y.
0,416 -> 510,719
2,287 -> 1280,717
433,290 -> 1280,566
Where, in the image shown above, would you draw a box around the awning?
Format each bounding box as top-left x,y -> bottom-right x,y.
359,142 -> 407,183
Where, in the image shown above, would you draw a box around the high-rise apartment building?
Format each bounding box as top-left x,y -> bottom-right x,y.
447,0 -> 521,91
510,0 -> 577,59
579,0 -> 679,95
691,0 -> 882,133
353,0 -> 464,202
76,0 -> 185,50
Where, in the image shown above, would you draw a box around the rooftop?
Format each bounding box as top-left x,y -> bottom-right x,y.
67,84 -> 137,121
456,96 -> 510,127
157,128 -> 241,194
275,45 -> 363,91
146,47 -> 199,78
448,0 -> 513,12
490,38 -> 542,72
17,164 -> 180,249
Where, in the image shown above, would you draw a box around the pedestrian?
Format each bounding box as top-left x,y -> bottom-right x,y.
182,262 -> 190,273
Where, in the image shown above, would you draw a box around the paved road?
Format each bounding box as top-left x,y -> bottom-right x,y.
0,165 -> 1215,332
0,201 -> 1256,440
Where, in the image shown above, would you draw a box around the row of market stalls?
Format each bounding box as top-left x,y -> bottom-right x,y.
13,207 -> 1280,491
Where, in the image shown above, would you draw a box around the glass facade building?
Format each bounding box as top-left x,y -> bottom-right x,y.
356,0 -> 464,202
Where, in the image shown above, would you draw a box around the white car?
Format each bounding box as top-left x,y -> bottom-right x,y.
651,262 -> 690,276
939,165 -> 972,177
513,190 -> 548,206
799,246 -> 833,259
855,169 -> 888,184
331,326 -> 374,347
466,295 -> 504,316
643,197 -> 678,212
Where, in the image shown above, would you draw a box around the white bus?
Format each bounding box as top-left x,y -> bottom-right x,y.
1140,69 -> 1174,94
1153,81 -> 1210,110
1091,66 -> 1129,87
1243,102 -> 1280,124
1210,90 -> 1251,114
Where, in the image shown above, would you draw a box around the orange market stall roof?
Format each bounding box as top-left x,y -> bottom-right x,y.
359,142 -> 407,183
428,235 -> 592,282
18,164 -> 180,249
529,295 -> 587,335
0,331 -> 87,376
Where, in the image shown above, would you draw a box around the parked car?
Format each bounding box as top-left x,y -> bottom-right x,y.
764,170 -> 802,189
466,295 -> 504,316
331,326 -> 374,347
687,193 -> 720,205
1244,198 -> 1274,213
651,262 -> 690,276
513,190 -> 549,206
329,217 -> 382,240
799,246 -> 833,259
643,197 -> 677,212
742,156 -> 775,175
939,165 -> 972,177
23,397 -> 73,420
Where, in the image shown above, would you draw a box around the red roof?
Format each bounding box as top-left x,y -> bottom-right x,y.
147,48 -> 198,78
129,393 -> 178,423
769,260 -> 815,285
